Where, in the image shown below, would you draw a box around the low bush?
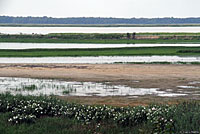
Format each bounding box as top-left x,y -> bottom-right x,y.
0,93 -> 200,133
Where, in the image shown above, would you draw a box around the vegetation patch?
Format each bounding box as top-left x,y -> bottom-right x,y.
1,33 -> 200,44
178,50 -> 200,53
62,87 -> 76,95
0,93 -> 200,133
0,47 -> 200,57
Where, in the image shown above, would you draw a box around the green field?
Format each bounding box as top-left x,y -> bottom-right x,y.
0,47 -> 199,57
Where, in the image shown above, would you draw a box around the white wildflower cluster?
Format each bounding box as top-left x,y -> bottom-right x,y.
146,105 -> 176,133
0,94 -> 176,133
8,114 -> 36,124
73,105 -> 116,124
3,96 -> 65,124
113,106 -> 147,126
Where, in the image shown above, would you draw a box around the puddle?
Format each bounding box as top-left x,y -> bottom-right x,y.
175,83 -> 200,96
158,93 -> 187,97
189,81 -> 200,85
0,77 -> 188,97
177,86 -> 199,89
166,89 -> 173,92
132,81 -> 140,83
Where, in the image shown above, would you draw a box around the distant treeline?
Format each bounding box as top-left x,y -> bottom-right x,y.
1,16 -> 200,24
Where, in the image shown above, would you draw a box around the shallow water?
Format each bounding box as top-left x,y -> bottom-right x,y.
0,43 -> 200,49
0,77 -> 188,97
177,86 -> 199,89
1,27 -> 200,34
0,56 -> 199,64
189,81 -> 200,85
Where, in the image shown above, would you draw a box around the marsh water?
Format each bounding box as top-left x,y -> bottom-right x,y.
1,27 -> 200,34
0,77 -> 194,97
0,43 -> 200,49
0,56 -> 199,64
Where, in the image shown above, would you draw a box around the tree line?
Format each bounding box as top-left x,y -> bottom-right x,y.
1,16 -> 200,24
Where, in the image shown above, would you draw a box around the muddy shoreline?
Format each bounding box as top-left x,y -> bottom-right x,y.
0,63 -> 199,86
0,63 -> 200,106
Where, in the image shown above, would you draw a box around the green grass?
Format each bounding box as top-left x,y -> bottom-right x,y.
1,38 -> 200,44
49,32 -> 200,37
22,85 -> 38,91
0,113 -> 148,134
0,47 -> 199,57
1,33 -> 200,44
12,85 -> 38,92
62,90 -> 70,95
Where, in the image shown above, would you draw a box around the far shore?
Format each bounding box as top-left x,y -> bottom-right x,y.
1,33 -> 200,44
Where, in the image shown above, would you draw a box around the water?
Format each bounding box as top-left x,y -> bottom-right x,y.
0,42 -> 200,49
177,86 -> 199,89
1,27 -> 200,34
0,56 -> 199,64
189,81 -> 200,84
176,82 -> 200,96
0,77 -> 187,97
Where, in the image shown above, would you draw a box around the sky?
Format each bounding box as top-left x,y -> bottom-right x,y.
0,0 -> 200,18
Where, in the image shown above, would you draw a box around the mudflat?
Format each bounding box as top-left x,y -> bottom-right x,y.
0,64 -> 199,106
0,64 -> 199,86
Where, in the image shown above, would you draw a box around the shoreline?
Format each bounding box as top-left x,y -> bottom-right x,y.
1,39 -> 200,44
0,63 -> 199,89
0,63 -> 200,106
1,33 -> 200,44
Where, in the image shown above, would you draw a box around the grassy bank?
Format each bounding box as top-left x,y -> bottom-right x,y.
1,33 -> 200,44
2,38 -> 200,44
0,93 -> 200,134
0,47 -> 199,57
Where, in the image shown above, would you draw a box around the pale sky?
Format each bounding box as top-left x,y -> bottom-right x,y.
0,0 -> 200,18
